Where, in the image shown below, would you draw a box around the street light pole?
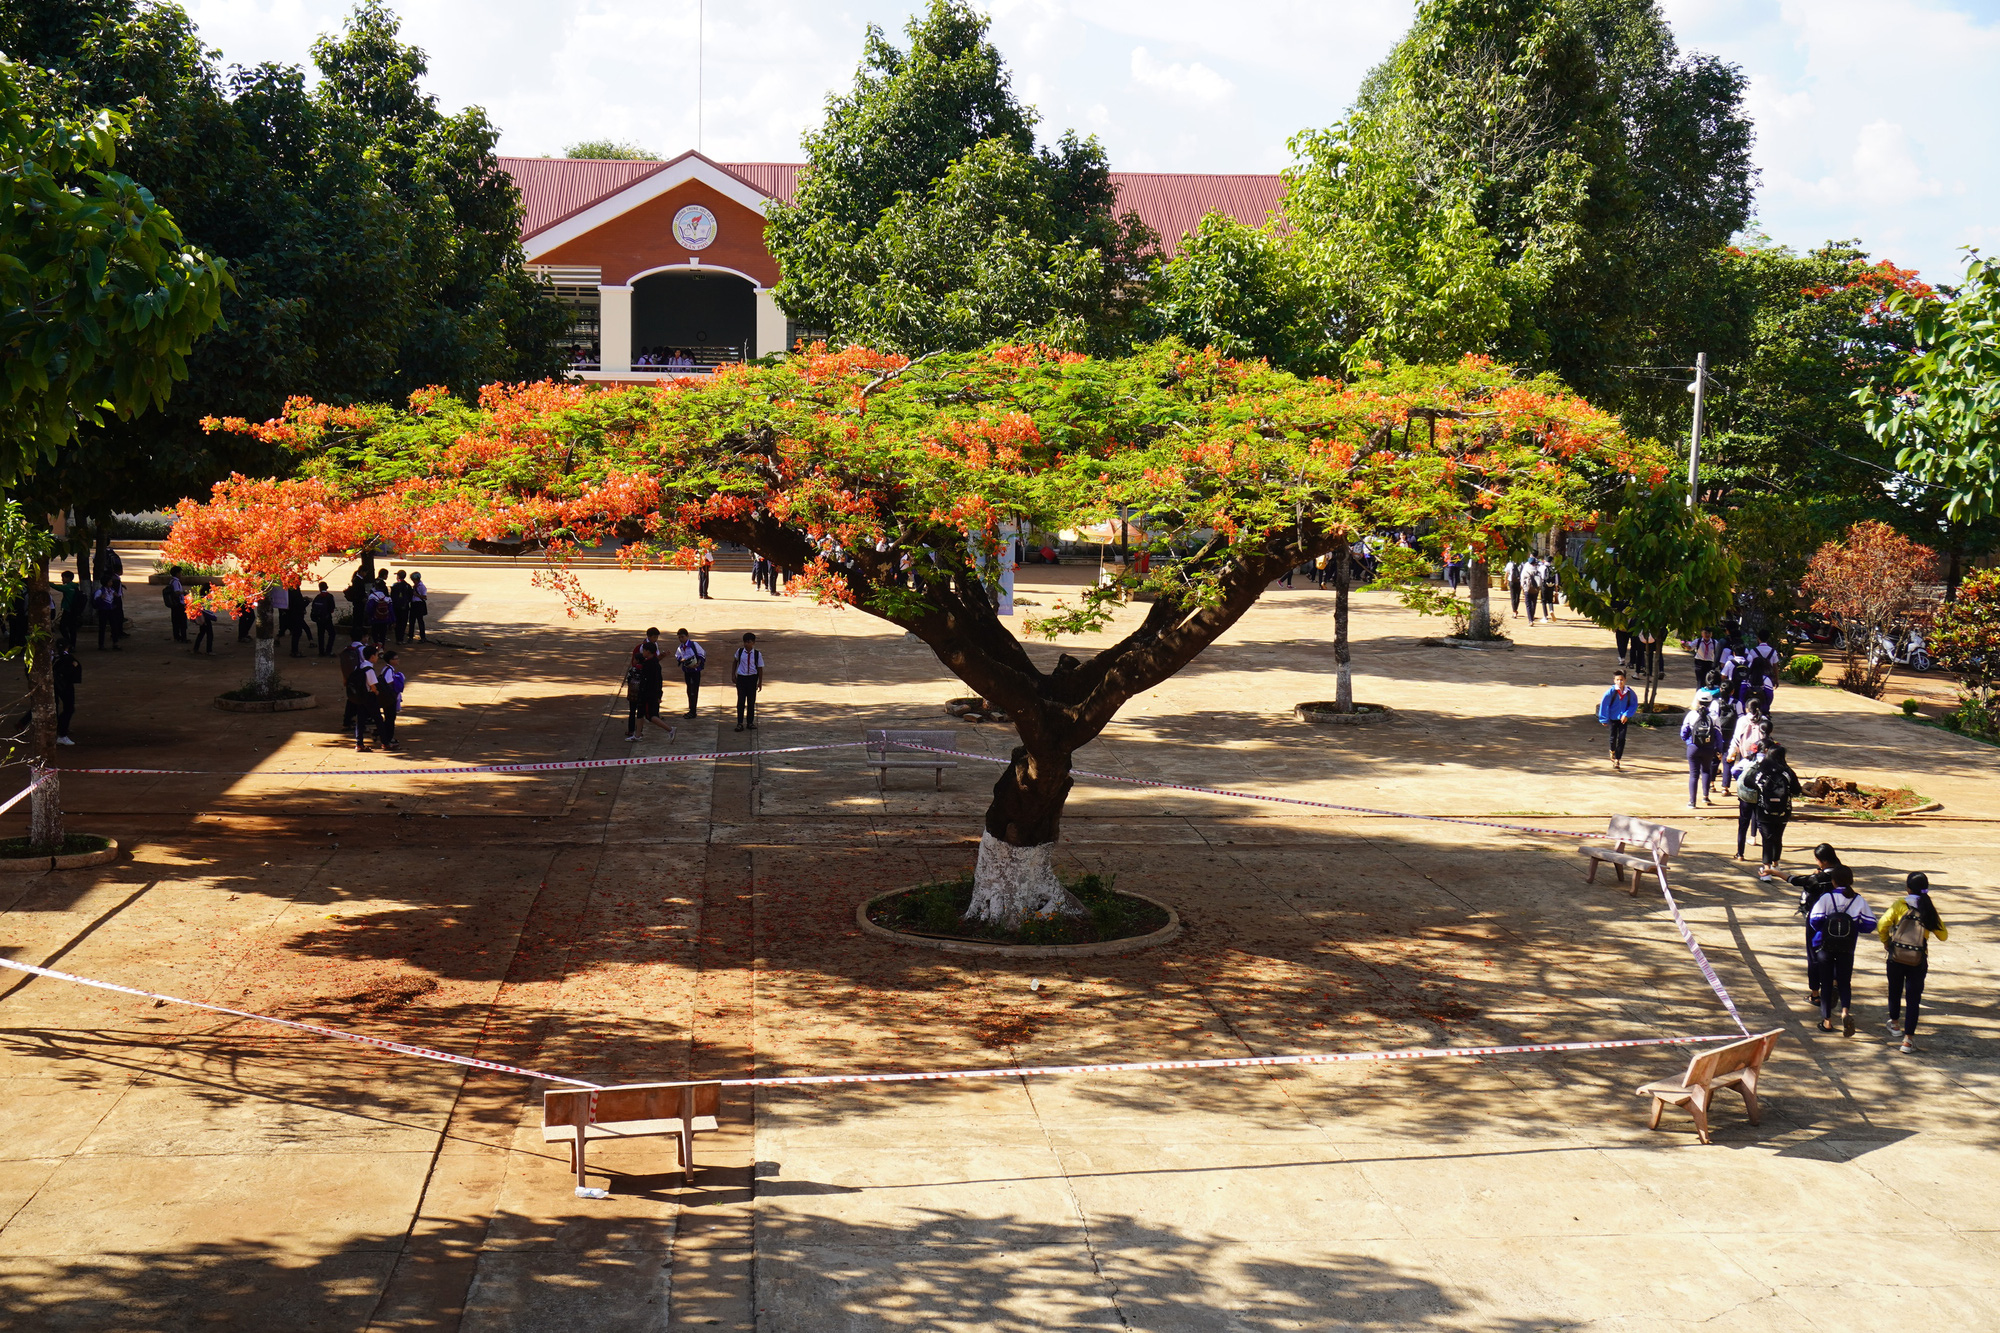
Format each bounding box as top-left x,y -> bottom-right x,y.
1687,351 -> 1706,507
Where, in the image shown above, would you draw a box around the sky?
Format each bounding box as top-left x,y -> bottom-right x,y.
178,0 -> 2000,283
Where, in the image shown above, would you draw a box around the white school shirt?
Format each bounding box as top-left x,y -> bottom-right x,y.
676,639 -> 706,669
733,648 -> 764,677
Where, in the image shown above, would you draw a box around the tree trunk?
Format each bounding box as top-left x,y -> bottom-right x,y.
1467,557 -> 1492,639
964,745 -> 1086,928
1333,538 -> 1353,712
23,562 -> 61,854
359,543 -> 378,583
253,587 -> 279,694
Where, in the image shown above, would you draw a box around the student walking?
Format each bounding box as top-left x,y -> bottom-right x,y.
1778,845 -> 1846,1008
1680,692 -> 1724,807
376,650 -> 406,749
1738,742 -> 1800,870
347,646 -> 383,753
674,629 -> 706,717
1521,559 -> 1544,625
1748,632 -> 1782,713
1505,559 -> 1522,615
1687,630 -> 1720,690
408,572 -> 429,641
56,572 -> 83,650
52,644 -> 79,745
624,635 -> 675,740
93,578 -> 125,651
1808,877 -> 1877,1036
163,570 -> 188,642
1878,873 -> 1946,1054
367,580 -> 394,646
698,551 -> 713,600
390,571 -> 413,643
732,633 -> 765,732
1597,670 -> 1639,772
190,599 -> 216,654
311,582 -> 338,655
1539,560 -> 1559,619
338,638 -> 364,733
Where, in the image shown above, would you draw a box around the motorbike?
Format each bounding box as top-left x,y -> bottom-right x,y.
1785,613 -> 1844,649
1868,626 -> 1933,674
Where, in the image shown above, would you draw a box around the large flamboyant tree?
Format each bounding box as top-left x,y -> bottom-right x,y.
166,344 -> 1639,925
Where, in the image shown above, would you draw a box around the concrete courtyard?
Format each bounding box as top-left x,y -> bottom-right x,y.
0,555 -> 1994,1331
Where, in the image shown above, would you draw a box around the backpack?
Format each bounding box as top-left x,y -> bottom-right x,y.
1693,702 -> 1716,747
345,666 -> 374,703
1888,908 -> 1929,968
1820,894 -> 1857,945
1755,765 -> 1791,817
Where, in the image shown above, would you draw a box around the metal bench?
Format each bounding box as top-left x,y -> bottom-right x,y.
1579,815 -> 1684,896
864,728 -> 960,790
1636,1031 -> 1782,1144
543,1080 -> 721,1192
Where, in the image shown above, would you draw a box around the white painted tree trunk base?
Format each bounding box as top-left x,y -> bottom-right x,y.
28,766 -> 60,855
253,637 -> 276,693
964,833 -> 1087,929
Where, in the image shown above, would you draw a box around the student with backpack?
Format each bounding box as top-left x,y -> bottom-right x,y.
1680,692 -> 1724,806
347,645 -> 383,753
673,628 -> 706,718
732,633 -> 765,732
1808,874 -> 1877,1036
1596,669 -> 1639,772
1521,559 -> 1543,625
1776,845 -> 1846,1008
1738,742 -> 1801,870
1878,872 -> 1947,1054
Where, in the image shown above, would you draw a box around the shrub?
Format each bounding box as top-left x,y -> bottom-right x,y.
1901,697 -> 1921,716
1783,653 -> 1823,685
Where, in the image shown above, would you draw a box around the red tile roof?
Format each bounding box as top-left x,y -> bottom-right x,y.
500,156 -> 1286,257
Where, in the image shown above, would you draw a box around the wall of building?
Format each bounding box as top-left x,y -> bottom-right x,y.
530,179 -> 778,288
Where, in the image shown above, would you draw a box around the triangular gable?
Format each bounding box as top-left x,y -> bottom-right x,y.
522,151 -> 777,262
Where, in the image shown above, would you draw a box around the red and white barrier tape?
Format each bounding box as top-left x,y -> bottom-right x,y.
0,772 -> 49,818
726,1033 -> 1739,1088
1651,844 -> 1750,1035
0,955 -> 600,1088
59,741 -> 866,779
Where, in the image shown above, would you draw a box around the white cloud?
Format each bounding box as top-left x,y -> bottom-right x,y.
1848,121 -> 1943,204
1128,46 -> 1233,105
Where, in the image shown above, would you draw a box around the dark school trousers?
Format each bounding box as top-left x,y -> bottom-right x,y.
734,673 -> 760,727
353,702 -> 380,747
1804,923 -> 1824,997
698,567 -> 710,599
378,701 -> 399,746
1694,658 -> 1715,688
288,617 -> 304,656
628,687 -> 661,734
314,619 -> 335,655
1818,945 -> 1856,1018
682,668 -> 702,715
1508,585 -> 1521,614
1687,748 -> 1717,803
410,604 -> 426,639
1615,629 -> 1630,661
1607,720 -> 1628,760
192,619 -> 213,653
55,686 -> 74,739
1761,814 -> 1788,866
1735,801 -> 1762,857
1887,959 -> 1928,1037
169,606 -> 187,641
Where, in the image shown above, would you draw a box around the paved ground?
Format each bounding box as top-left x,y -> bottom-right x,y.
0,557 -> 1995,1331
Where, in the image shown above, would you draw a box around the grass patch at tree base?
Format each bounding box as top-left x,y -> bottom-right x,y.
0,833 -> 113,859
868,872 -> 1168,947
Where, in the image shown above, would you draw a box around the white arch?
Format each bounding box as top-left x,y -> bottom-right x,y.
626,262 -> 765,290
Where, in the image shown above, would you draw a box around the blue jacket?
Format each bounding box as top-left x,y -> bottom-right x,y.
1598,686 -> 1639,724
1809,890 -> 1878,952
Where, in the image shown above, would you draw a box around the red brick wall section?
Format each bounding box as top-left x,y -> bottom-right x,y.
532,180 -> 778,288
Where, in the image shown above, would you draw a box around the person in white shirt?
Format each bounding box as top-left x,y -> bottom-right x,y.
732,633 -> 765,732
674,628 -> 707,718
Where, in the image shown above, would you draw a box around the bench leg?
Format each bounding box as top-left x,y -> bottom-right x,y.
1689,1091 -> 1712,1145
1647,1096 -> 1665,1131
573,1137 -> 588,1191
1586,858 -> 1599,885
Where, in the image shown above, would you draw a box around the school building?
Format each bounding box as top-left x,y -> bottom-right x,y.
500,150 -> 1285,379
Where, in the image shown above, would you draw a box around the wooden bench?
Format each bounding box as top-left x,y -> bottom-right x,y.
1636,1030 -> 1782,1144
865,728 -> 959,790
1579,815 -> 1685,896
543,1080 -> 721,1191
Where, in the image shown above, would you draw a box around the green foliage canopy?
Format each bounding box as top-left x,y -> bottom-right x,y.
1143,213 -> 1333,377
1563,478 -> 1742,651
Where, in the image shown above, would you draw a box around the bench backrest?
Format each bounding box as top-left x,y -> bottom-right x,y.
1605,815 -> 1685,859
865,729 -> 959,759
1676,1030 -> 1781,1088
544,1080 -> 721,1130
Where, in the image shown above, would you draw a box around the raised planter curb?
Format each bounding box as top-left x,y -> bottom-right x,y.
857,888 -> 1181,958
214,693 -> 317,713
1295,702 -> 1392,726
1437,636 -> 1515,651
0,839 -> 119,873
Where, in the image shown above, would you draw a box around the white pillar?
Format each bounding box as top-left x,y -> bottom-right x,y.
754,288 -> 787,359
598,284 -> 632,374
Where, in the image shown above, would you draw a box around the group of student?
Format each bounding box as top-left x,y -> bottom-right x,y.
624,627 -> 768,738
1501,557 -> 1561,623
338,637 -> 408,753
1778,844 -> 1947,1054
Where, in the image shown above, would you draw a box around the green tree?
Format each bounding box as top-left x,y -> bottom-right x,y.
0,59 -> 227,853
1284,0 -> 1753,399
765,0 -> 1153,353
1929,568 -> 2000,735
311,1 -> 570,397
1143,212 -> 1333,376
1563,479 -> 1742,709
564,140 -> 657,160
1857,252 -> 2000,597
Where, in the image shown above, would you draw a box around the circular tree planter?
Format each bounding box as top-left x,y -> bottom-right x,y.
1295,701 -> 1392,726
1436,636 -> 1514,651
0,835 -> 119,873
858,886 -> 1180,958
215,691 -> 317,713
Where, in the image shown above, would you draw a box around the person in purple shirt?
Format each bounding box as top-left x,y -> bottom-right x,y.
1596,670 -> 1639,772
1808,878 -> 1877,1036
1679,692 -> 1725,807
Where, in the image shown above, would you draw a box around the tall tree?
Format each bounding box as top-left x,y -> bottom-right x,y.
1284,0 -> 1754,402
1143,213 -> 1334,376
764,0 -> 1154,354
169,344 -> 1638,926
0,56 -> 227,852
